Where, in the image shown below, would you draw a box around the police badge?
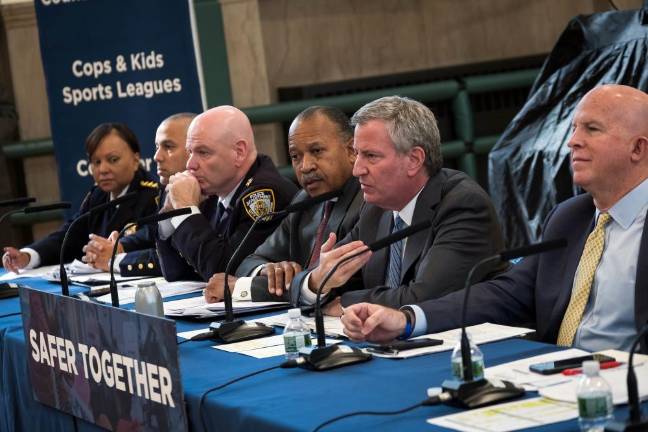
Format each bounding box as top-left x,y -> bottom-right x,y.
242,189 -> 275,221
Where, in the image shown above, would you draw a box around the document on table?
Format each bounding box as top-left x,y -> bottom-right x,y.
212,334 -> 341,359
95,277 -> 205,304
364,323 -> 534,359
428,397 -> 577,432
163,295 -> 288,318
250,312 -> 346,338
0,264 -> 59,281
540,361 -> 648,405
485,348 -> 590,390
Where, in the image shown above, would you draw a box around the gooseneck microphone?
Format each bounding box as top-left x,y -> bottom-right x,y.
108,207 -> 191,307
605,324 -> 648,431
442,238 -> 567,409
212,188 -> 344,344
0,199 -> 68,226
59,192 -> 137,297
0,197 -> 36,208
296,219 -> 433,371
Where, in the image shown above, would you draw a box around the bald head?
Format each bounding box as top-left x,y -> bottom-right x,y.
568,84 -> 648,209
185,106 -> 258,197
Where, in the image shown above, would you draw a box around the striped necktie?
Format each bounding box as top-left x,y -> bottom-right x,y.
385,215 -> 406,289
556,212 -> 612,346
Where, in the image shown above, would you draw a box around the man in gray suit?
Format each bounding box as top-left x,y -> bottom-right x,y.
291,96 -> 504,316
203,106 -> 362,302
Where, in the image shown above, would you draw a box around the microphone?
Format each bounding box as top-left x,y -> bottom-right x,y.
441,238 -> 567,409
108,207 -> 191,307
59,193 -> 137,297
0,201 -> 71,226
298,219 -> 433,371
213,188 -> 344,344
605,324 -> 648,431
0,197 -> 36,207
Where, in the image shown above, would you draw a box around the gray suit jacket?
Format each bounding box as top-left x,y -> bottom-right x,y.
291,168 -> 505,309
235,177 -> 363,301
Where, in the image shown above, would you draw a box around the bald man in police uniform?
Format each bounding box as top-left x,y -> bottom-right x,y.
156,106 -> 298,281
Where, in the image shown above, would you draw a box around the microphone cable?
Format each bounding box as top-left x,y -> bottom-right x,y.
312,392 -> 449,432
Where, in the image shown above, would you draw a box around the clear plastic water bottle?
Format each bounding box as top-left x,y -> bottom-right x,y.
577,361 -> 613,432
450,333 -> 485,381
283,308 -> 312,359
134,281 -> 164,317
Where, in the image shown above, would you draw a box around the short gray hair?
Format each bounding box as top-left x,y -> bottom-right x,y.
351,96 -> 442,175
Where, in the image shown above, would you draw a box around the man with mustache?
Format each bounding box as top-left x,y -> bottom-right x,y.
342,85 -> 648,353
81,113 -> 195,276
291,96 -> 504,315
203,106 -> 362,302
156,106 -> 298,281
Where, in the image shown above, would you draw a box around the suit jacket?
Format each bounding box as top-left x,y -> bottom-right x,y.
28,168 -> 159,265
419,193 -> 648,352
157,154 -> 298,281
291,168 -> 505,309
235,176 -> 364,301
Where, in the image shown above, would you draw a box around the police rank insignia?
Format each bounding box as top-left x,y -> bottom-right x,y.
242,189 -> 275,221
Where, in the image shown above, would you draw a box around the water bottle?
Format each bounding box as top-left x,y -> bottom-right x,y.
283,308 -> 312,359
450,333 -> 485,381
134,281 -> 164,317
577,360 -> 613,432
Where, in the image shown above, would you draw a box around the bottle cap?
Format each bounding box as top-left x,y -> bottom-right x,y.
582,360 -> 599,376
288,308 -> 302,319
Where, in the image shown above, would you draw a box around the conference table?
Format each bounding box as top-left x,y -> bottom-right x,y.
0,274 -> 639,431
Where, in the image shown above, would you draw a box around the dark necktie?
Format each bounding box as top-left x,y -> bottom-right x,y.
211,202 -> 231,232
307,201 -> 334,268
385,215 -> 406,289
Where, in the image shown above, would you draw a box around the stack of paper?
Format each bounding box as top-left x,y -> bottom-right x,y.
213,334 -> 341,359
163,295 -> 288,318
250,312 -> 346,338
95,277 -> 205,304
0,264 -> 59,281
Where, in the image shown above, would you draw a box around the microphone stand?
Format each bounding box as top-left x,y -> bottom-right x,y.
606,324 -> 648,431
108,207 -> 192,307
298,220 -> 433,371
441,238 -> 567,409
211,189 -> 343,343
59,193 -> 136,297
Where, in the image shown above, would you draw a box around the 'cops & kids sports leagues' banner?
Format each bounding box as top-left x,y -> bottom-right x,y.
35,0 -> 205,212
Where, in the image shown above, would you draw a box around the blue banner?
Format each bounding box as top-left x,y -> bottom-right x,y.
35,0 -> 205,213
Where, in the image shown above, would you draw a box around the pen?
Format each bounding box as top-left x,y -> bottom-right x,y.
562,360 -> 623,375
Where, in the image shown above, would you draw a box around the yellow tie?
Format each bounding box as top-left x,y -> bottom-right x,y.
556,213 -> 612,346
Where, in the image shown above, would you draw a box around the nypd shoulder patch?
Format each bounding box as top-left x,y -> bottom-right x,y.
242,189 -> 275,221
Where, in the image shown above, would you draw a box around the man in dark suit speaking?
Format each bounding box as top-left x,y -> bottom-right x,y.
341,85 -> 648,353
203,106 -> 363,302
291,96 -> 504,315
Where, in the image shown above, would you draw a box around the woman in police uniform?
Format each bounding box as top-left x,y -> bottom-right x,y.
1,123 -> 159,271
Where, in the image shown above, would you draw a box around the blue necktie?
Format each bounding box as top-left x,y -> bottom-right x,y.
212,202 -> 230,231
386,215 -> 406,289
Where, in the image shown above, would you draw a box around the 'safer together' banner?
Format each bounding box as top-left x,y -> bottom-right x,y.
20,287 -> 187,431
35,0 -> 205,212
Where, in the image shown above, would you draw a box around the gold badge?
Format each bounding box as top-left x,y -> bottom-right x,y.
242,189 -> 275,221
124,223 -> 137,236
245,177 -> 253,188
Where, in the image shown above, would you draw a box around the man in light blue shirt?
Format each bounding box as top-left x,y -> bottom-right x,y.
342,84 -> 648,353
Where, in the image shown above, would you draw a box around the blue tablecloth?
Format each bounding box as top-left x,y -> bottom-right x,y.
0,275 -> 639,431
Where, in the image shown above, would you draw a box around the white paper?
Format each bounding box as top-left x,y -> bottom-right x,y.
250,313 -> 346,338
163,295 -> 288,317
95,277 -> 205,304
212,334 -> 341,359
540,361 -> 648,405
428,397 -> 578,432
485,348 -> 589,390
0,264 -> 59,281
367,323 -> 535,359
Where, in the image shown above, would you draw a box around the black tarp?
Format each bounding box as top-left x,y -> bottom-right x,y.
488,6 -> 648,247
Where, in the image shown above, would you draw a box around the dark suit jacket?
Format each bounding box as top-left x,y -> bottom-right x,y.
420,193 -> 648,352
157,154 -> 298,281
235,177 -> 364,301
28,168 -> 159,265
291,168 -> 505,309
